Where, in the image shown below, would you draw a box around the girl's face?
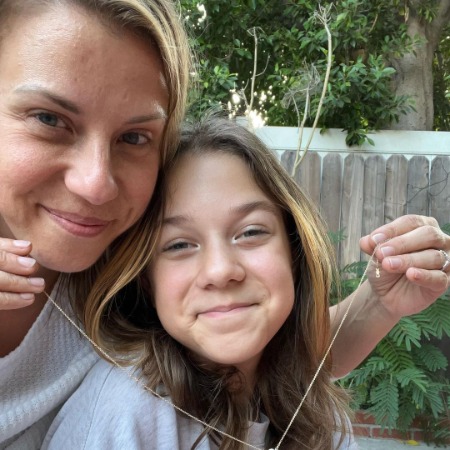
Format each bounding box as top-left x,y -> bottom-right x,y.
0,4 -> 168,275
150,152 -> 295,382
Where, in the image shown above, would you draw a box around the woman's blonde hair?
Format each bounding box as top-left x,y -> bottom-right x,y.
0,0 -> 190,352
138,116 -> 350,449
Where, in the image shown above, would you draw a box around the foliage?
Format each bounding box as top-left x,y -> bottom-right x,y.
434,26 -> 450,131
331,236 -> 450,445
181,0 -> 449,145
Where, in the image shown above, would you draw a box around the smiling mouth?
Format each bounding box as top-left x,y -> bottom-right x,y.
43,207 -> 111,238
200,304 -> 256,318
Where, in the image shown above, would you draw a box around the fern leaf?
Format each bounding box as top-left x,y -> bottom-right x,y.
368,378 -> 399,429
417,297 -> 450,339
423,382 -> 447,418
389,318 -> 421,351
396,368 -> 428,392
396,396 -> 418,431
376,338 -> 414,372
413,344 -> 448,372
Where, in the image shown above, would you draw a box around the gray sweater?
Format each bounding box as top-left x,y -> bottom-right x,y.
43,358 -> 358,450
0,283 -> 98,449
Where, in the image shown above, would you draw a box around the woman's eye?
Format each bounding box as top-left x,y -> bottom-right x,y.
35,112 -> 64,128
120,132 -> 149,145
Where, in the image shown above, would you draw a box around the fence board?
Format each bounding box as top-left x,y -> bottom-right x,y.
340,154 -> 365,267
321,153 -> 343,233
362,155 -> 386,260
385,155 -> 408,223
294,152 -> 321,206
429,156 -> 450,225
407,156 -> 430,216
321,153 -> 343,259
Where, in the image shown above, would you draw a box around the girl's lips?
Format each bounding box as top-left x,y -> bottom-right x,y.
200,303 -> 256,318
43,206 -> 111,238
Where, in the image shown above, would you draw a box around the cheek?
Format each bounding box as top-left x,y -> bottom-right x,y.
123,162 -> 160,216
0,142 -> 53,195
151,262 -> 191,317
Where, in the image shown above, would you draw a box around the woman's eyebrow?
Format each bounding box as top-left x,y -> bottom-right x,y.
14,84 -> 167,123
126,110 -> 167,124
14,84 -> 81,114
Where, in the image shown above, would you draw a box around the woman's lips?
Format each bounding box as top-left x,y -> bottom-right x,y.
43,206 -> 111,238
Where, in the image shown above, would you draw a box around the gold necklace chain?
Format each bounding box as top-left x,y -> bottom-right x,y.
45,248 -> 378,450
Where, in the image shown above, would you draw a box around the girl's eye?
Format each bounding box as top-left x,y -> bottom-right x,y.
35,112 -> 65,128
163,241 -> 195,252
120,132 -> 149,145
237,228 -> 268,240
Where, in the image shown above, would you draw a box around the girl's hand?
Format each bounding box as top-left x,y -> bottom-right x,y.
0,239 -> 45,310
359,215 -> 450,321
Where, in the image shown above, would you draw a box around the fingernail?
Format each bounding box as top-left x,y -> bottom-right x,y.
20,293 -> 35,301
13,240 -> 31,248
372,233 -> 387,244
388,257 -> 402,270
380,246 -> 395,257
28,277 -> 45,287
18,256 -> 36,268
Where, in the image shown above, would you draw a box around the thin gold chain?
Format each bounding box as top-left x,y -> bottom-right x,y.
45,247 -> 379,450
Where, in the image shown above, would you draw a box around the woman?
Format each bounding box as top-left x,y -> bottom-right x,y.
0,0 -> 190,447
0,0 -> 448,447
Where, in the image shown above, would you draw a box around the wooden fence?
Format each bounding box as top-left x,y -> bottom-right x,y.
256,127 -> 450,268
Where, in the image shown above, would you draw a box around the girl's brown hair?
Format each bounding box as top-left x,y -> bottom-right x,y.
140,116 -> 350,449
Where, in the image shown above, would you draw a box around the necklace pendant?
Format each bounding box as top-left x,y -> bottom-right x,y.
375,267 -> 380,278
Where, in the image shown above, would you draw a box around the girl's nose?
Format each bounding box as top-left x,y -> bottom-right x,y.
197,243 -> 245,289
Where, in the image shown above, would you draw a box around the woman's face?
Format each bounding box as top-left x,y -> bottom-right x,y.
150,152 -> 295,382
0,4 -> 168,274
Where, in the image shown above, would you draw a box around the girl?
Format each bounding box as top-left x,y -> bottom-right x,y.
45,117 -> 359,449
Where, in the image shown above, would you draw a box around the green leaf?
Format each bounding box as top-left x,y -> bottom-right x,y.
388,317 -> 421,351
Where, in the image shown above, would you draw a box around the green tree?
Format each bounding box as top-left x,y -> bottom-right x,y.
181,0 -> 450,145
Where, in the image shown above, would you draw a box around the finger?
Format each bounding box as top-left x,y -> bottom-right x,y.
0,292 -> 37,310
360,215 -> 440,255
0,239 -> 33,256
374,215 -> 439,239
0,271 -> 45,294
379,249 -> 449,273
375,226 -> 449,260
0,250 -> 40,276
405,267 -> 449,296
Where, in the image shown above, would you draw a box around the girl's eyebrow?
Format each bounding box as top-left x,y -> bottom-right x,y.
162,200 -> 279,226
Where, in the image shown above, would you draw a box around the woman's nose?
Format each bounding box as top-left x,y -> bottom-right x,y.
197,243 -> 245,289
64,140 -> 119,205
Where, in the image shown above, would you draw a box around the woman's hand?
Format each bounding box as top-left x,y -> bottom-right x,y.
0,239 -> 45,310
359,214 -> 450,321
